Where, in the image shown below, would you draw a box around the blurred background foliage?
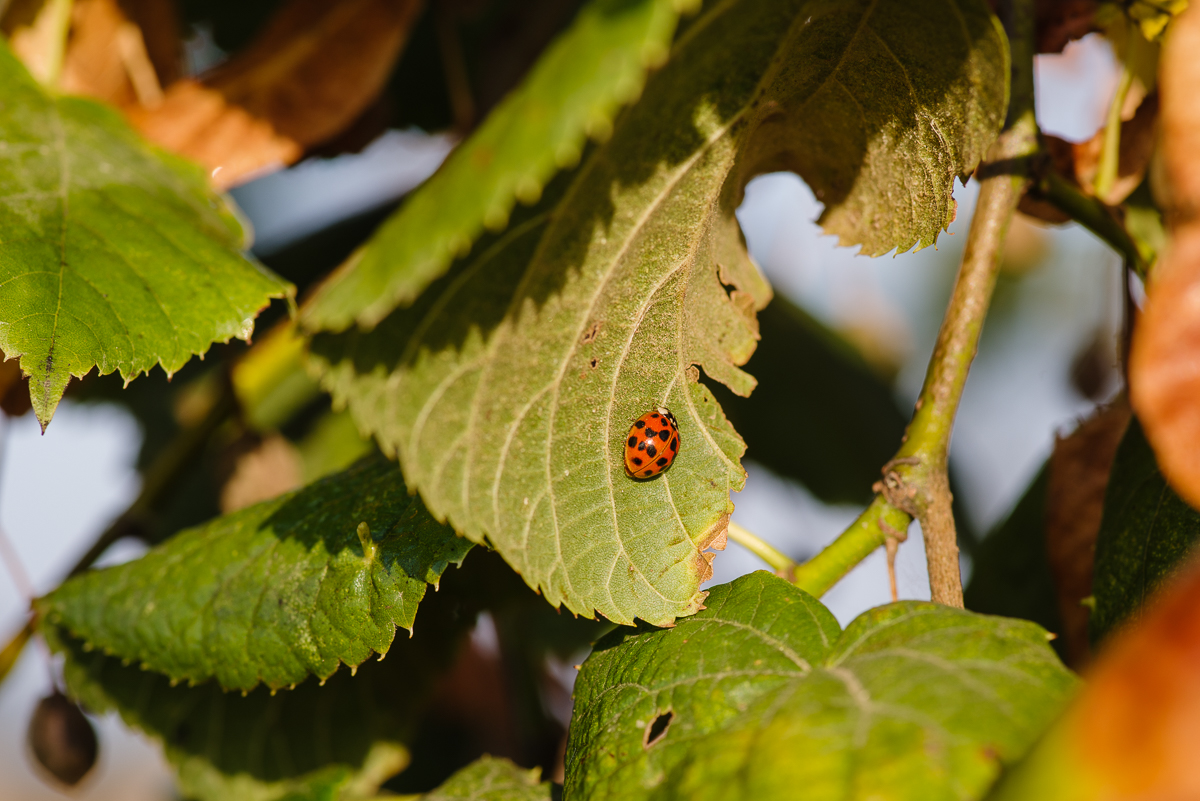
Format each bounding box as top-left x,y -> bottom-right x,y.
0,0 -> 1187,798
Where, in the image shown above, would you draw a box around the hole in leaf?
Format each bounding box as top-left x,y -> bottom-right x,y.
643,711 -> 673,748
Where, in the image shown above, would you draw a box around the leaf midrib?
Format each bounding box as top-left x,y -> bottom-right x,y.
45,100 -> 69,412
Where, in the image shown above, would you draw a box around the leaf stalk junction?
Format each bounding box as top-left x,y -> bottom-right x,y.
787,0 -> 1038,607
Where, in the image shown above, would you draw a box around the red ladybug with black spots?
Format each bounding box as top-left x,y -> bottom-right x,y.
624,407 -> 680,478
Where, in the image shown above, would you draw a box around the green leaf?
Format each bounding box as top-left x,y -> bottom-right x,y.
707,296 -> 906,504
37,454 -> 474,692
303,0 -> 1008,334
307,0 -> 1008,626
42,562 -> 484,801
1090,417 -> 1200,644
302,0 -> 690,332
402,756 -> 556,801
0,41 -> 292,427
565,572 -> 1076,801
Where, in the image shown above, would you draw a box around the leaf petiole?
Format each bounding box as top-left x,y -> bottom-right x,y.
725,521 -> 795,576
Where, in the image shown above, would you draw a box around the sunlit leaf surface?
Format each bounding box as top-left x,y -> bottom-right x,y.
0,41 -> 290,427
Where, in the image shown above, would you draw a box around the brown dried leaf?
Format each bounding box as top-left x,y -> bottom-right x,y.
1071,550 -> 1200,798
1130,2 -> 1200,509
130,0 -> 423,188
117,0 -> 182,87
127,80 -> 302,188
987,0 -> 1099,53
1074,553 -> 1200,797
1130,229 -> 1200,508
0,356 -> 32,417
1021,94 -> 1160,226
219,434 -> 303,513
1045,396 -> 1132,669
1073,94 -> 1160,205
1157,8 -> 1200,225
59,0 -> 158,106
208,0 -> 423,146
1035,0 -> 1100,53
992,545 -> 1200,799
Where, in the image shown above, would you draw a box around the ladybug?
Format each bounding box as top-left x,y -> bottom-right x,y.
624,407 -> 680,479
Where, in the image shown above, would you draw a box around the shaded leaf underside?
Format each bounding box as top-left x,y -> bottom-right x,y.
565,572 -> 1076,801
308,0 -> 1007,627
49,627 -> 406,801
303,0 -> 689,331
43,558 -> 489,801
37,454 -> 474,692
0,42 -> 290,427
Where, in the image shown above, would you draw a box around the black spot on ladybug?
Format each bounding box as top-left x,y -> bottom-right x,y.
656,457 -> 668,467
646,443 -> 658,458
671,437 -> 678,451
638,441 -> 646,451
658,429 -> 670,441
651,412 -> 659,418
635,420 -> 645,429
632,457 -> 643,466
628,436 -> 636,447
643,469 -> 654,476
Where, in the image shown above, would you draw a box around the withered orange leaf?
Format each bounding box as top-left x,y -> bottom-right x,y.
131,0 -> 424,188
1130,1 -> 1200,509
991,546 -> 1200,800
1045,396 -> 1131,669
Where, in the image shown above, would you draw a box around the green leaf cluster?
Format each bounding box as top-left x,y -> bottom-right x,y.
38,454 -> 474,692
0,0 -> 1133,797
306,0 -> 1008,627
566,572 -> 1076,801
402,756 -> 556,801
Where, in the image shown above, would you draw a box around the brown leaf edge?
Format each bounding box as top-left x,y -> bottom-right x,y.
1044,395 -> 1132,669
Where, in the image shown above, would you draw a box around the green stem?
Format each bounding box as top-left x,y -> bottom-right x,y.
1094,62 -> 1133,200
1037,171 -> 1148,274
791,0 -> 1038,606
726,521 -> 795,575
65,375 -> 237,578
792,497 -> 909,597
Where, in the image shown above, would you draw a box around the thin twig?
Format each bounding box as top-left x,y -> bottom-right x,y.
0,373 -> 239,686
1095,61 -> 1134,200
65,376 -> 236,578
1035,171 -> 1148,274
881,519 -> 907,603
792,0 -> 1038,606
726,521 -> 795,576
792,497 -> 909,597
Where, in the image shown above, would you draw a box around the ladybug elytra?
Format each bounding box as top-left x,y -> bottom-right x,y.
624,407 -> 680,479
